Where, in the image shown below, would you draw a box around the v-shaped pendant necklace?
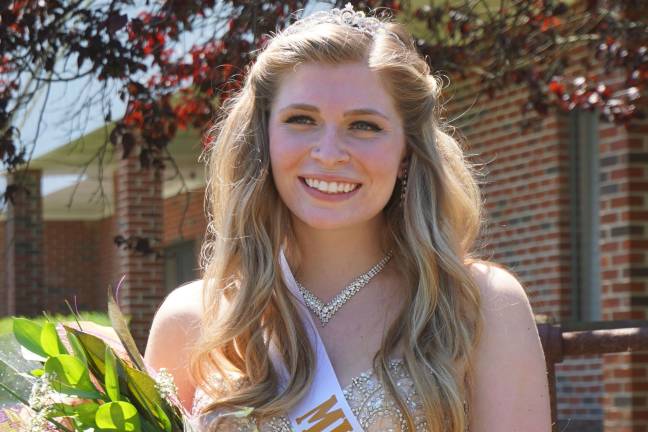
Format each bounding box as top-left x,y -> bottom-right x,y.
295,250 -> 393,326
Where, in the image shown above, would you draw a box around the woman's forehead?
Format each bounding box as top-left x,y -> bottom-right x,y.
271,62 -> 397,115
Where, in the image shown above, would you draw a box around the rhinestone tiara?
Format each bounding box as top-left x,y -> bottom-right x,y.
285,2 -> 400,42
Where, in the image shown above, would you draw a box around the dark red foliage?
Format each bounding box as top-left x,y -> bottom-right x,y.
412,0 -> 646,126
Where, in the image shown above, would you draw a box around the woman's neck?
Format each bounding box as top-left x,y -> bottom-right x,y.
287,215 -> 392,300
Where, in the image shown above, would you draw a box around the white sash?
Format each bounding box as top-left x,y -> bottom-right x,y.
273,249 -> 364,432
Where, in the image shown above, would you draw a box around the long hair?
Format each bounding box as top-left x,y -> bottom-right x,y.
192,9 -> 484,431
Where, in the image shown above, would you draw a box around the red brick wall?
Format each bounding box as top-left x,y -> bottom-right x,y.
1,189 -> 204,317
1,217 -> 118,316
556,357 -> 604,431
599,115 -> 648,432
4,188 -> 203,316
43,221 -> 102,313
96,215 -> 117,307
163,187 -> 207,263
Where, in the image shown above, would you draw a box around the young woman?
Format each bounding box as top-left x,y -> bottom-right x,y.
145,4 -> 551,431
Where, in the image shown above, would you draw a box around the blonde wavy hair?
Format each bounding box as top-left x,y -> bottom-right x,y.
192,8 -> 484,432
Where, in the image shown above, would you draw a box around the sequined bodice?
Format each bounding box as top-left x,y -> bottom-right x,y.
191,358 -> 431,431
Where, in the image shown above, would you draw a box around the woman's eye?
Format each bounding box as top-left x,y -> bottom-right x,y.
285,115 -> 315,125
351,121 -> 382,132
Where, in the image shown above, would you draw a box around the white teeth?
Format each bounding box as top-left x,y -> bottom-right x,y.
303,178 -> 360,194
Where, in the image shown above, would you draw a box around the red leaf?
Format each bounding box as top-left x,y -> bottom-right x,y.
143,37 -> 154,55
549,80 -> 564,96
541,16 -> 561,32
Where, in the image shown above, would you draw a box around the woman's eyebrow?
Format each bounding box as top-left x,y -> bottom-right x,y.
345,108 -> 390,120
277,103 -> 389,120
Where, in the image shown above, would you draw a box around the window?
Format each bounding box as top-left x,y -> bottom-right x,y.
568,110 -> 601,321
164,240 -> 198,293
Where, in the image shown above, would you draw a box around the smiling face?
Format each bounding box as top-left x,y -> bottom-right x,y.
268,61 -> 407,231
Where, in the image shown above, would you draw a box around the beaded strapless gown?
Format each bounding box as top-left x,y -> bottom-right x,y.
190,358 -> 434,431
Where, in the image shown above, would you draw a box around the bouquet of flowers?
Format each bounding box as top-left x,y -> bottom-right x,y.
0,278 -> 195,432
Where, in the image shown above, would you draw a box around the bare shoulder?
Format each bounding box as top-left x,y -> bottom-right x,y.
154,279 -> 205,321
145,279 -> 205,356
468,261 -> 530,308
465,261 -> 552,432
467,260 -> 538,349
144,279 -> 206,412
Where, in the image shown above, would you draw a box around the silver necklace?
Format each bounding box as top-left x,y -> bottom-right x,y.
295,250 -> 393,326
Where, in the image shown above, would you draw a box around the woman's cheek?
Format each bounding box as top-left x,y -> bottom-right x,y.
354,145 -> 400,175
269,135 -> 305,202
270,131 -> 303,164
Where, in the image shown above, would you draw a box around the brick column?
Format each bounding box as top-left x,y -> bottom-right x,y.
599,115 -> 648,432
114,147 -> 165,352
4,169 -> 44,316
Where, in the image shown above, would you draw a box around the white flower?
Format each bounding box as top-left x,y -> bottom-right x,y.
27,409 -> 51,432
154,368 -> 179,403
28,373 -> 56,412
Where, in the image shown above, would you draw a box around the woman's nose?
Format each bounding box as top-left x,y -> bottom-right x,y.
310,127 -> 350,166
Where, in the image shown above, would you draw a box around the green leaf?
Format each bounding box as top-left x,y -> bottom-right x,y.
75,401 -> 101,427
12,318 -> 47,358
123,365 -> 174,432
105,345 -> 121,402
108,285 -> 147,371
31,368 -> 44,377
62,326 -> 176,432
141,417 -> 164,432
64,326 -> 109,378
95,401 -> 141,432
41,322 -> 67,356
50,401 -> 100,427
67,331 -> 88,366
44,354 -> 102,399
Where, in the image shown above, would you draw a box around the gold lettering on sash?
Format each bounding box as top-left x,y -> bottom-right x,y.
295,394 -> 353,432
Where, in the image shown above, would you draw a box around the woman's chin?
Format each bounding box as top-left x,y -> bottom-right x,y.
292,209 -> 384,232
294,213 -> 362,231
302,220 -> 357,231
